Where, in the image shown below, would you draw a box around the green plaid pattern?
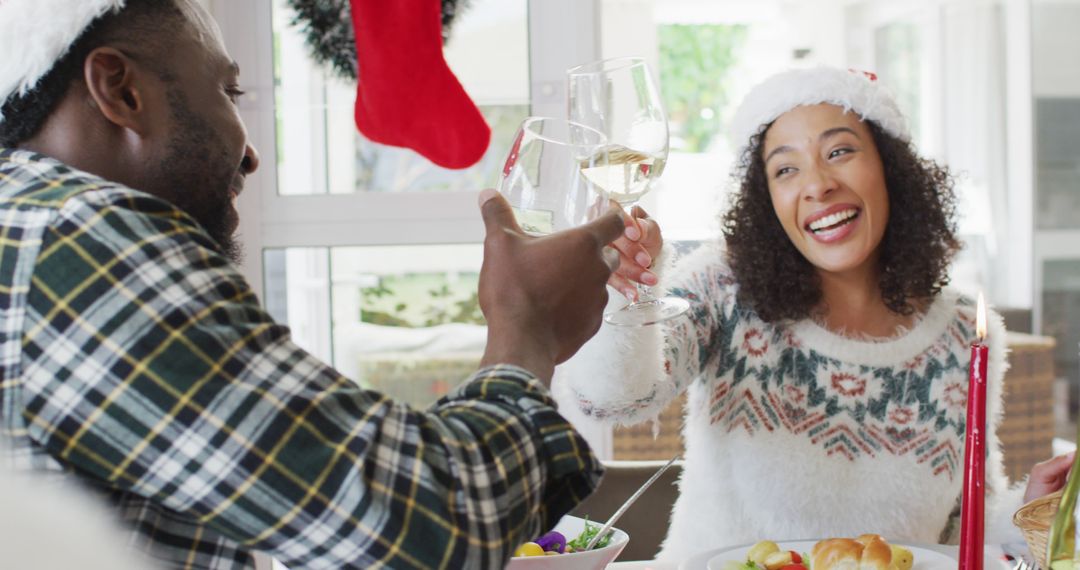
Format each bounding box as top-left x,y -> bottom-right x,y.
0,149 -> 602,569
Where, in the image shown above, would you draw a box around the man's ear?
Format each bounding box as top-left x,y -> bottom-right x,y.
82,47 -> 154,135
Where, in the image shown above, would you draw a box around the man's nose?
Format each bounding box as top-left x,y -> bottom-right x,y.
241,143 -> 260,175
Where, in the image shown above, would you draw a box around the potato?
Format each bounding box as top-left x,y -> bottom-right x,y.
747,540 -> 781,565
890,544 -> 913,570
763,550 -> 795,570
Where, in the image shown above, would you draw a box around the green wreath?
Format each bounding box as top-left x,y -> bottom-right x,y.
285,0 -> 473,80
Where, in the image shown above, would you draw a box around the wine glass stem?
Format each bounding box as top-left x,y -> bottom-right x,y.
623,200 -> 656,306
635,284 -> 656,304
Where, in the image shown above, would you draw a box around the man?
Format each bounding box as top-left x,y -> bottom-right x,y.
0,0 -> 650,567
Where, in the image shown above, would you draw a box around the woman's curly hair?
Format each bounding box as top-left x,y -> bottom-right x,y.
721,119 -> 961,323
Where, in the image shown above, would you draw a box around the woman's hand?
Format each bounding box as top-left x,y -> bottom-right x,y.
1024,451 -> 1076,503
607,204 -> 664,301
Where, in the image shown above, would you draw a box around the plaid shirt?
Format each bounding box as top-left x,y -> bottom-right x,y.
0,149 -> 602,569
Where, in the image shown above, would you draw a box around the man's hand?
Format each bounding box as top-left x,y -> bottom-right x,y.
1024,451 -> 1075,503
477,189 -> 623,384
607,204 -> 663,301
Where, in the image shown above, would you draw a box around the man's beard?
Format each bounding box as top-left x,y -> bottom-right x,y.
150,90 -> 244,265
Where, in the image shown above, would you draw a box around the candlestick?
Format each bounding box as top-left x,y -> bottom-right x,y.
959,292 -> 988,570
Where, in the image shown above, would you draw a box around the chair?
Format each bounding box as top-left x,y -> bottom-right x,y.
569,459 -> 683,561
998,307 -> 1033,334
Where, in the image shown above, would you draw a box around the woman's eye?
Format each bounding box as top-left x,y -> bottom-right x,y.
829,148 -> 853,159
775,166 -> 795,178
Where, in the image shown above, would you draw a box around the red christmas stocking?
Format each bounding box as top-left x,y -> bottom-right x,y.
348,0 -> 491,169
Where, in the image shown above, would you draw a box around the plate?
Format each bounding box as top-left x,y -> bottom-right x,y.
678,540 -> 956,570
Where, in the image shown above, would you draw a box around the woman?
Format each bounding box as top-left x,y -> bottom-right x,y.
560,66 -> 1069,560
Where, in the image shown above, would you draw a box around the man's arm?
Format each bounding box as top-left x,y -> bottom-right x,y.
20,188 -> 605,568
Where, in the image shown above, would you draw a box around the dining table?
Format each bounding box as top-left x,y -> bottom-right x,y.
607,542 -> 1032,569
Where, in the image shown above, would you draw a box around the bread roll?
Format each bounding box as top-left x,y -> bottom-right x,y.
855,534 -> 886,546
810,536 -> 894,570
811,538 -> 862,569
859,537 -> 893,570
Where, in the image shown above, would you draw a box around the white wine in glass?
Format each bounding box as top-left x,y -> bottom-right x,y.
498,117 -> 609,236
579,144 -> 667,206
568,56 -> 689,327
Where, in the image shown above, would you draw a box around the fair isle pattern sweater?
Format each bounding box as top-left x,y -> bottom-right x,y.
554,242 -> 1025,561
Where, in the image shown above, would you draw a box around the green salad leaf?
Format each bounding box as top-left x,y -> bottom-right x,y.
566,518 -> 613,550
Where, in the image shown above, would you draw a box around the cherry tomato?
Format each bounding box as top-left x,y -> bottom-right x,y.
789,551 -> 802,564
780,565 -> 807,570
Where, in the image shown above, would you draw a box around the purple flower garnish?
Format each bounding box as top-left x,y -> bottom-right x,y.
535,531 -> 567,553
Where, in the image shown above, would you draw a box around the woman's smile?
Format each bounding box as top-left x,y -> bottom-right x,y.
804,204 -> 862,243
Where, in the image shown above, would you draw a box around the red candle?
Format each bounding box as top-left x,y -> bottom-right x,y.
959,292 -> 988,570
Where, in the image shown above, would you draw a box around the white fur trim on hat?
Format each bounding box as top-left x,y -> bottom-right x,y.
0,0 -> 126,123
729,66 -> 910,157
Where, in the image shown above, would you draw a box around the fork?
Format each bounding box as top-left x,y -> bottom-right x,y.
584,453 -> 681,551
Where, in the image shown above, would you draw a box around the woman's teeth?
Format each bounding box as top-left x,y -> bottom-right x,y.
808,209 -> 858,232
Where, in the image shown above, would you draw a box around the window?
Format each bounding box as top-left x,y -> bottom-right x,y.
263,245 -> 484,406
217,0 -> 601,417
252,0 -> 529,406
1032,0 -> 1080,420
270,0 -> 530,196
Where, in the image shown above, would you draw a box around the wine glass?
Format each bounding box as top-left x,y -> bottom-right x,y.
498,117 -> 609,235
567,56 -> 689,326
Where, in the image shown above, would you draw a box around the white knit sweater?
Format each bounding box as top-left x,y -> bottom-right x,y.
555,241 -> 1026,561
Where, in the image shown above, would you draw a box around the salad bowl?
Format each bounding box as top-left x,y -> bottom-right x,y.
505,514 -> 630,570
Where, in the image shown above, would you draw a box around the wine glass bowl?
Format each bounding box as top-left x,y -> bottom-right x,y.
568,57 -> 669,207
499,117 -> 609,236
567,56 -> 689,326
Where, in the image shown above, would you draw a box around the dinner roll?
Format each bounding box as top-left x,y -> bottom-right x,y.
859,536 -> 893,570
811,538 -> 862,569
855,534 -> 886,546
810,536 -> 894,570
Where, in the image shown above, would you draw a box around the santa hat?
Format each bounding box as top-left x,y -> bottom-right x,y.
0,0 -> 126,123
729,66 -> 910,158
